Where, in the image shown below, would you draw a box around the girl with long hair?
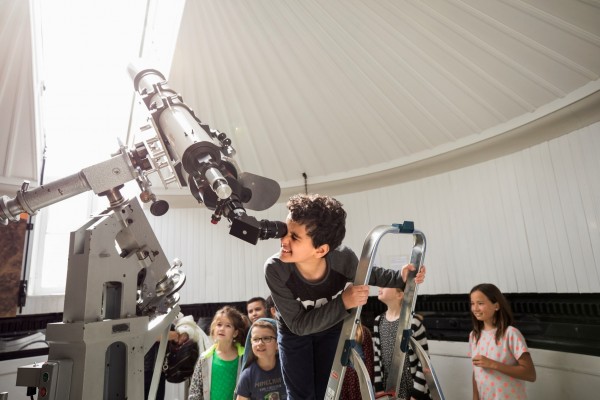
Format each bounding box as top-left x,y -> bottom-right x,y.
188,306 -> 247,400
469,283 -> 536,399
373,287 -> 431,400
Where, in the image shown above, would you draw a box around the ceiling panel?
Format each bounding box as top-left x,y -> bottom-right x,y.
168,0 -> 600,192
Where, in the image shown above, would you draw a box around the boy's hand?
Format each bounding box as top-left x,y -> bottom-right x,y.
401,264 -> 426,284
342,284 -> 370,309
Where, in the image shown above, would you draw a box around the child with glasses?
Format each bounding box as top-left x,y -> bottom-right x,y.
236,318 -> 287,400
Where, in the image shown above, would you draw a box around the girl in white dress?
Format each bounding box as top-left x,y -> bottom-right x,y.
469,283 -> 536,400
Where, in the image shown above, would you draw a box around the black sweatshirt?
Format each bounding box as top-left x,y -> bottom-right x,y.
264,245 -> 407,336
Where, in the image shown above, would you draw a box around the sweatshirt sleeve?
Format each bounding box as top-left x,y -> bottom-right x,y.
368,266 -> 406,290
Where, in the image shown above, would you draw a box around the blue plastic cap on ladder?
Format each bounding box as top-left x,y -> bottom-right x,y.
400,328 -> 412,353
340,339 -> 356,366
392,221 -> 414,233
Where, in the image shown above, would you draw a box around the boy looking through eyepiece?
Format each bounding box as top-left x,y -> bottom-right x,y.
265,193 -> 425,399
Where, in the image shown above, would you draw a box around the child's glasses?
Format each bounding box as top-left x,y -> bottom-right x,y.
251,336 -> 276,344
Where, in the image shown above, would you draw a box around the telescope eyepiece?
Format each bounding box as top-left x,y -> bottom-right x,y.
229,214 -> 286,244
259,219 -> 287,240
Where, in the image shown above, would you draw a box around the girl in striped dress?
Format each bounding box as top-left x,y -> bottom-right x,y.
372,287 -> 431,400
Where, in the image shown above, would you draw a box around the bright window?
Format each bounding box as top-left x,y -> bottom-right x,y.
28,0 -> 184,295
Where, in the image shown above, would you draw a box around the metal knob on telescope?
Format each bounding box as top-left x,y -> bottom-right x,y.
150,199 -> 169,216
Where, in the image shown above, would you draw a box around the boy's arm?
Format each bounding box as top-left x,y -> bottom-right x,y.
368,266 -> 407,290
265,263 -> 349,336
368,264 -> 426,289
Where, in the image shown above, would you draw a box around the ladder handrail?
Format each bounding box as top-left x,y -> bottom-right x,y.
410,337 -> 446,400
324,222 -> 425,400
351,347 -> 376,399
387,228 -> 426,394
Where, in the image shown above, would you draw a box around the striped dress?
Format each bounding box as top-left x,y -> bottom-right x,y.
372,314 -> 431,400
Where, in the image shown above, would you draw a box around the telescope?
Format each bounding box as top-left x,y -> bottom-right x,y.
2,62 -> 286,399
1,63 -> 286,244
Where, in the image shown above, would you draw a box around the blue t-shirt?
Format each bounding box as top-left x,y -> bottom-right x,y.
236,357 -> 287,400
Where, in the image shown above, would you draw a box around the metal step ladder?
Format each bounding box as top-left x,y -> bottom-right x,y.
324,221 -> 445,400
410,337 -> 445,400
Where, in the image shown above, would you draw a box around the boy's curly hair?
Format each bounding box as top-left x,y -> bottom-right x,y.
286,193 -> 346,250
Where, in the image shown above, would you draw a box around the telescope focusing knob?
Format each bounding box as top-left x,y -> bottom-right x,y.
150,200 -> 169,216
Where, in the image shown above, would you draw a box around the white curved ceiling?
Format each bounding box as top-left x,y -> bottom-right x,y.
1,0 -> 600,199
168,0 -> 600,197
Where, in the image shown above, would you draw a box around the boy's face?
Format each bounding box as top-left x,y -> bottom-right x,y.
250,326 -> 278,360
280,217 -> 326,264
247,301 -> 267,323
